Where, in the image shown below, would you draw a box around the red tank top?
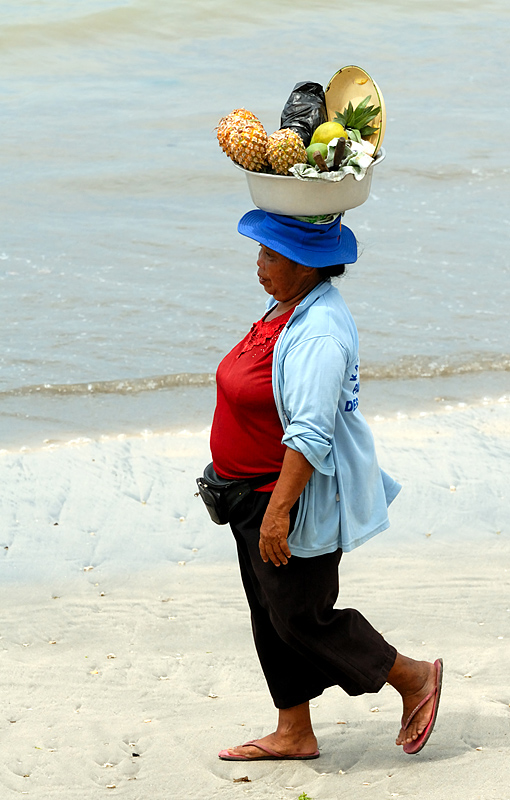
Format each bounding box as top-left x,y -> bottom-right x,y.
210,307 -> 294,491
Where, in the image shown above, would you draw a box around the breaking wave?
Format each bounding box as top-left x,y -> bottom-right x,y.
361,353 -> 510,381
0,373 -> 216,398
1,354 -> 509,399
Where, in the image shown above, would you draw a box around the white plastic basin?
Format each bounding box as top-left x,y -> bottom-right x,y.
234,148 -> 385,216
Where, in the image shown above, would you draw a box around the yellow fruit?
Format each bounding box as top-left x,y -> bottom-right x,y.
310,121 -> 348,146
266,129 -> 307,174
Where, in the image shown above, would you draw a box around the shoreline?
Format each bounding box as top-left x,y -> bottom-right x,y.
0,369 -> 509,453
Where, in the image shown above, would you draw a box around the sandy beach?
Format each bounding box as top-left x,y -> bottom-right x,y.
1,400 -> 509,799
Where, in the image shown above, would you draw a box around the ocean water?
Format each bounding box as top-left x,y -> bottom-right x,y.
1,0 -> 509,447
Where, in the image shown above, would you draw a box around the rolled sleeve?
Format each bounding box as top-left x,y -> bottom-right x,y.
280,335 -> 347,474
282,423 -> 335,474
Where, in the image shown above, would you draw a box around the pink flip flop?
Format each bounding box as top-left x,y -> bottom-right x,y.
218,740 -> 320,761
402,658 -> 443,754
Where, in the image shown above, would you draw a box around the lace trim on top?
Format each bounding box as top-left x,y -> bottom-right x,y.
238,310 -> 293,358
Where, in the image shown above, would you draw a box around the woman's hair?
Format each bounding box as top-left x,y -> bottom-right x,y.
317,263 -> 346,280
291,258 -> 347,280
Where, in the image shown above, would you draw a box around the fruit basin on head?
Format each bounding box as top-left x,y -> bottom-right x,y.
234,148 -> 385,216
216,66 -> 386,217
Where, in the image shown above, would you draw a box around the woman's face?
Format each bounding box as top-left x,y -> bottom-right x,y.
257,245 -> 318,302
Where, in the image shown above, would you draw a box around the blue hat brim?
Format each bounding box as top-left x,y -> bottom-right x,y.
238,210 -> 357,267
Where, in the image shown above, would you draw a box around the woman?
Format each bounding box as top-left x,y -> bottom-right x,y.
209,210 -> 442,761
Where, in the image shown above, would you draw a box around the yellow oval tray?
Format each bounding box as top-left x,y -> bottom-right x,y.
325,65 -> 386,154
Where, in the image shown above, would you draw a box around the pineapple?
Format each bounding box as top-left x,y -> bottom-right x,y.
217,108 -> 257,156
216,108 -> 269,172
266,129 -> 307,175
333,95 -> 381,144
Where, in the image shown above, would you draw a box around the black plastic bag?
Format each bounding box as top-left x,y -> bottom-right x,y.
279,81 -> 328,147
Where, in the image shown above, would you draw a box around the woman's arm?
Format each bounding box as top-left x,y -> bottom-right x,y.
259,446 -> 314,567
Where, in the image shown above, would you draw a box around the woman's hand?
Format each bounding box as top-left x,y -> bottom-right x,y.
259,507 -> 292,567
259,447 -> 314,566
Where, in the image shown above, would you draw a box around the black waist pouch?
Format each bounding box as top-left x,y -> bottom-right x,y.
196,462 -> 280,525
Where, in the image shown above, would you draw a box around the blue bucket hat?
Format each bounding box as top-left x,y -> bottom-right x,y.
238,210 -> 357,267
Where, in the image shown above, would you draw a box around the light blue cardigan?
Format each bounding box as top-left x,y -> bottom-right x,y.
270,281 -> 401,556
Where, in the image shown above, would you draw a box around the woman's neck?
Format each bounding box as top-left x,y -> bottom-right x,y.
266,278 -> 323,320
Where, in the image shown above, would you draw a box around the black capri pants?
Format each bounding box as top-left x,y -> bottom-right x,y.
229,490 -> 397,709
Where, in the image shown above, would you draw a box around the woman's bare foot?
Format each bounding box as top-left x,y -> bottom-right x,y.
387,654 -> 439,746
219,701 -> 318,760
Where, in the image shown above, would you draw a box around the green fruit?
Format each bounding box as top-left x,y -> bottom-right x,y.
310,121 -> 348,146
305,142 -> 328,165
